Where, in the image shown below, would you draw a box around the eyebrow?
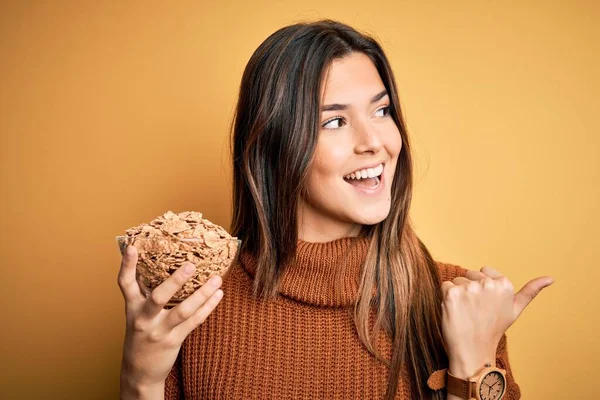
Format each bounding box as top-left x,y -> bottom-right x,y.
320,89 -> 388,112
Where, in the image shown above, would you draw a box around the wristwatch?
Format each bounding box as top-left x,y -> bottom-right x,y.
447,363 -> 507,400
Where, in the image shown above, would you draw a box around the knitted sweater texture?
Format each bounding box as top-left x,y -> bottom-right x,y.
164,237 -> 521,399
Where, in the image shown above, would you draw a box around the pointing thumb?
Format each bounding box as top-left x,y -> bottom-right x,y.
514,276 -> 554,317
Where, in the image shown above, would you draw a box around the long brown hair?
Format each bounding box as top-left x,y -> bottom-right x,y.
229,19 -> 447,399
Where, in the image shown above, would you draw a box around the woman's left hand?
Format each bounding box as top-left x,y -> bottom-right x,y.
441,266 -> 554,376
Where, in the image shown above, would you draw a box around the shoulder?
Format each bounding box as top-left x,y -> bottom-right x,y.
434,260 -> 470,283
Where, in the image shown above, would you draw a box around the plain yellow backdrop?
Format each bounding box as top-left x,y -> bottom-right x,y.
1,1 -> 597,399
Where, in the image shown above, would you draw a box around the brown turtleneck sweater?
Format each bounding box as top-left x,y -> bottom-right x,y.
164,237 -> 521,399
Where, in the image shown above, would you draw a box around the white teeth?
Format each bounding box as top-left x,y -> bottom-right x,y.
344,163 -> 383,180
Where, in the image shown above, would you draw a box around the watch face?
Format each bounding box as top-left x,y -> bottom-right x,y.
478,371 -> 506,400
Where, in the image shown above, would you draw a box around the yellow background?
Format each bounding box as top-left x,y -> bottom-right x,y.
1,1 -> 597,399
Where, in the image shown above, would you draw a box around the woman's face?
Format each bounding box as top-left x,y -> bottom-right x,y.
297,52 -> 403,243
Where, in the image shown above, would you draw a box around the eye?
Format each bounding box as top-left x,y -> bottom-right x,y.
375,105 -> 391,117
321,106 -> 391,130
322,116 -> 345,130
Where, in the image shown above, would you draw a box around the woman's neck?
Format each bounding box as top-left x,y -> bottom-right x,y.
297,225 -> 362,243
297,209 -> 362,243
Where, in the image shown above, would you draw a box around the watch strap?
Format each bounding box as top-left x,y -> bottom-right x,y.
426,368 -> 448,390
426,367 -> 476,397
427,363 -> 504,399
447,369 -> 475,399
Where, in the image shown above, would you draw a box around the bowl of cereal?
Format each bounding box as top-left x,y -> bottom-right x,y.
116,211 -> 241,308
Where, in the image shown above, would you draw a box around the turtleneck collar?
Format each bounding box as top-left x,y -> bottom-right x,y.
239,236 -> 370,308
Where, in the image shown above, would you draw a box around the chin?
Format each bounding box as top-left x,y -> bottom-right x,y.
350,207 -> 391,226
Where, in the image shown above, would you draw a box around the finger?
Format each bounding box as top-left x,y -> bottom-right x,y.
143,262 -> 197,316
481,265 -> 504,279
171,288 -> 224,340
441,280 -> 455,297
173,289 -> 223,342
514,276 -> 555,317
465,269 -> 487,281
163,275 -> 223,330
452,276 -> 472,286
117,245 -> 143,303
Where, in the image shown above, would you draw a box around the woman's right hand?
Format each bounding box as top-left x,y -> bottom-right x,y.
117,244 -> 224,391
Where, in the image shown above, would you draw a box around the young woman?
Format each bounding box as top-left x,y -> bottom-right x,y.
118,19 -> 553,400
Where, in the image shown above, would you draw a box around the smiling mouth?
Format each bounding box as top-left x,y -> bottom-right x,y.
344,175 -> 380,188
342,163 -> 384,189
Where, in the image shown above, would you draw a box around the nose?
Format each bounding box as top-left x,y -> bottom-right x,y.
352,119 -> 383,155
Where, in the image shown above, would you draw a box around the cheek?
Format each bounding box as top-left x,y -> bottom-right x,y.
384,133 -> 402,180
311,139 -> 348,179
390,127 -> 403,154
304,157 -> 346,201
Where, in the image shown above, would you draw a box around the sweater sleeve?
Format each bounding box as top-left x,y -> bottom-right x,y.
164,349 -> 183,400
495,333 -> 521,399
435,261 -> 522,399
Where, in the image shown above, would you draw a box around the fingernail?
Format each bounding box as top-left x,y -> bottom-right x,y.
184,263 -> 195,274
